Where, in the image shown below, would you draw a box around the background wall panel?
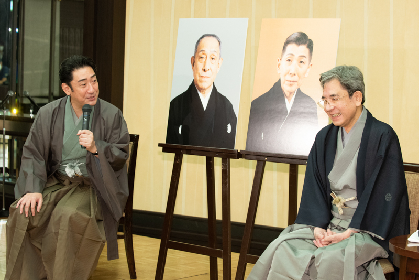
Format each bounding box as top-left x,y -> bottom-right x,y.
393,0 -> 419,162
125,0 -> 419,229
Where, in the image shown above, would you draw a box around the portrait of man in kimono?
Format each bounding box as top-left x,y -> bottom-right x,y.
246,32 -> 318,156
248,66 -> 410,280
166,33 -> 237,149
5,55 -> 129,280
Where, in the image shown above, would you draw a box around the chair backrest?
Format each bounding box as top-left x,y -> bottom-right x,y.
126,134 -> 139,213
404,163 -> 419,232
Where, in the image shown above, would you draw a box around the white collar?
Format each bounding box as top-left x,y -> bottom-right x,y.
196,84 -> 213,111
284,89 -> 298,113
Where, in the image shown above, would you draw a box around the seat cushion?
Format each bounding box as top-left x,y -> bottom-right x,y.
378,258 -> 394,274
406,171 -> 419,232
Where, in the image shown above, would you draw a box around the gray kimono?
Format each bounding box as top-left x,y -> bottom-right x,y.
14,96 -> 129,260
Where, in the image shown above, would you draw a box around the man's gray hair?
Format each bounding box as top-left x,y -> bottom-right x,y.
319,66 -> 365,104
194,34 -> 222,58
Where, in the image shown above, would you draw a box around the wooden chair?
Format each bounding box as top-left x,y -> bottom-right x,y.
117,134 -> 139,279
379,163 -> 419,280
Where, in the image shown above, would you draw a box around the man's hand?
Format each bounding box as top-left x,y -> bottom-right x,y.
313,227 -> 330,247
322,229 -> 358,244
77,130 -> 97,154
16,193 -> 43,217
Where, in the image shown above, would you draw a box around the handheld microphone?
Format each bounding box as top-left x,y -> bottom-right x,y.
23,91 -> 40,109
81,104 -> 92,149
1,91 -> 14,107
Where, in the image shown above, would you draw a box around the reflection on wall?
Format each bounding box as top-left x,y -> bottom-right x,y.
23,0 -> 84,102
23,0 -> 52,98
59,1 -> 84,66
0,0 -> 10,66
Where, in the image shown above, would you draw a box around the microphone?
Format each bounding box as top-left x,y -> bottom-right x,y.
81,104 -> 92,149
0,91 -> 14,107
23,91 -> 40,109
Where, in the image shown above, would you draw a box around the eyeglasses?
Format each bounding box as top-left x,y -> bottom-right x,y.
317,95 -> 345,109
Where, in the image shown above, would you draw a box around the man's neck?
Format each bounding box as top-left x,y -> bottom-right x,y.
196,84 -> 213,111
196,84 -> 213,98
283,88 -> 297,102
285,93 -> 293,102
69,98 -> 82,118
344,106 -> 363,133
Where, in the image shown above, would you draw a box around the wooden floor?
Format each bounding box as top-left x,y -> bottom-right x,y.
0,218 -> 254,279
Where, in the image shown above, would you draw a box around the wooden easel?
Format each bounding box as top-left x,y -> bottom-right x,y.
234,150 -> 308,280
155,143 -> 240,280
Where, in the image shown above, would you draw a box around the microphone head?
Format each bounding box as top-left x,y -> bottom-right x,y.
23,91 -> 29,97
82,104 -> 92,113
7,91 -> 14,96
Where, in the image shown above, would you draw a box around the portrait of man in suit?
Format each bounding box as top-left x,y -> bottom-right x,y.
166,34 -> 237,149
246,32 -> 318,155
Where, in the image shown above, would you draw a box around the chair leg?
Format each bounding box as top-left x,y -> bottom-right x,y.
124,225 -> 137,279
384,272 -> 394,280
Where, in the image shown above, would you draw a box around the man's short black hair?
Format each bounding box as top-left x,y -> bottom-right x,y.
59,55 -> 97,90
281,32 -> 313,61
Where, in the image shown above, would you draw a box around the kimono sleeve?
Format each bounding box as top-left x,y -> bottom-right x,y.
95,109 -> 129,171
15,108 -> 52,197
90,108 -> 129,221
295,130 -> 332,229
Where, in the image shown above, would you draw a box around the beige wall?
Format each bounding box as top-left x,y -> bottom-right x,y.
124,0 -> 419,229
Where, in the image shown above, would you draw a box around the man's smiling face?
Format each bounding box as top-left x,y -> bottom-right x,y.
61,66 -> 99,113
322,78 -> 362,133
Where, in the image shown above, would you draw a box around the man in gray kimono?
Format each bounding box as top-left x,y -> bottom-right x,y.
248,66 -> 409,279
5,55 -> 129,280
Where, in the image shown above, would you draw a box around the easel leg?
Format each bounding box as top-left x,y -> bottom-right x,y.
155,153 -> 183,280
235,160 -> 266,280
206,156 -> 218,280
288,164 -> 298,225
222,158 -> 231,280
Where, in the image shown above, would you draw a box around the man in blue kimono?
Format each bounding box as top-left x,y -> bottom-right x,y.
248,66 -> 409,279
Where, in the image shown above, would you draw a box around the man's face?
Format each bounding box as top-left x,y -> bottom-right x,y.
322,78 -> 362,133
191,36 -> 223,96
278,44 -> 312,99
61,66 -> 99,112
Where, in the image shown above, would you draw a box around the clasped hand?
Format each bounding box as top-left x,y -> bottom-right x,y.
313,227 -> 358,248
77,130 -> 97,153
